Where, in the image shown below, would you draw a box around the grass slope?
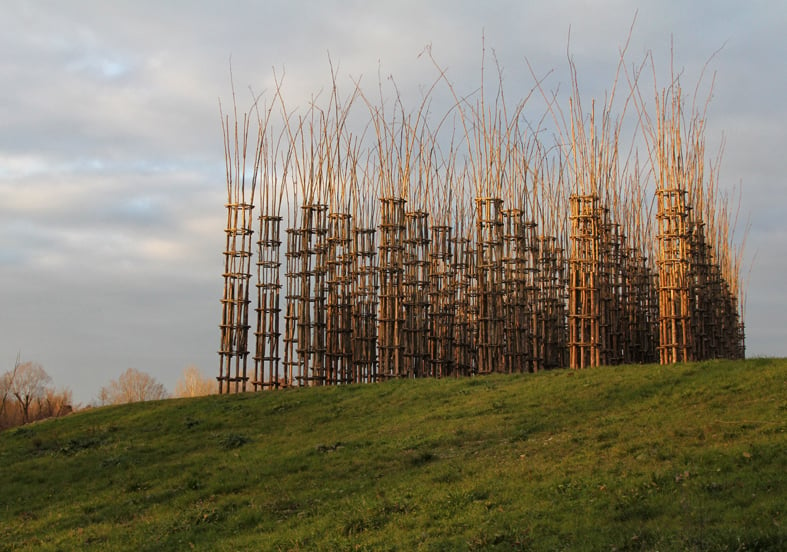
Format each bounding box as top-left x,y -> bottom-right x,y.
1,359 -> 785,551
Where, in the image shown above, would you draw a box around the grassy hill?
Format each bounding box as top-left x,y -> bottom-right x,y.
1,358 -> 784,551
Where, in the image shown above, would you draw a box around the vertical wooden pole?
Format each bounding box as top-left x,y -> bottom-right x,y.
283,226 -> 301,387
378,197 -> 406,379
253,215 -> 282,389
656,187 -> 692,364
219,199 -> 255,393
428,225 -> 454,378
403,210 -> 430,378
568,194 -> 602,369
327,212 -> 353,384
475,197 -> 505,374
352,227 -> 379,383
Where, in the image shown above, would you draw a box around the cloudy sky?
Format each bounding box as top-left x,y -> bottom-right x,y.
2,1 -> 784,404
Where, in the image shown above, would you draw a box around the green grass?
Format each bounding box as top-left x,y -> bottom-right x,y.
1,358 -> 785,551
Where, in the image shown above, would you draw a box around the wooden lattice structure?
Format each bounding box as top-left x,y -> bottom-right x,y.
252,215 -> 282,389
501,209 -> 534,373
326,212 -> 353,384
218,106 -> 258,394
451,233 -> 476,376
218,49 -> 747,391
296,203 -> 329,385
428,225 -> 455,378
402,210 -> 430,378
218,197 -> 255,392
655,187 -> 745,364
475,197 -> 506,374
351,226 -> 379,382
568,194 -> 602,369
656,187 -> 693,364
282,225 -> 302,387
378,197 -> 406,379
535,235 -> 568,370
622,246 -> 658,364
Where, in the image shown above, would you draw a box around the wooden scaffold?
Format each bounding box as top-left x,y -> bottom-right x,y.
219,47 -> 749,390
688,219 -> 712,360
326,211 -> 354,384
252,214 -> 282,389
568,194 -> 602,369
402,210 -> 431,378
475,197 -> 505,374
622,246 -> 658,364
219,198 -> 255,392
378,197 -> 406,379
600,217 -> 625,365
451,232 -> 476,376
351,224 -> 379,383
428,224 -> 455,378
501,208 -> 533,373
218,104 -> 258,393
282,221 -> 302,387
297,203 -> 329,385
250,99 -> 286,391
535,234 -> 568,370
655,187 -> 692,364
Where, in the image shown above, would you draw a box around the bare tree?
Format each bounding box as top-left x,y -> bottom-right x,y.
174,365 -> 216,398
10,362 -> 51,423
1,372 -> 13,425
36,387 -> 74,419
99,368 -> 169,405
1,372 -> 11,416
1,353 -> 20,422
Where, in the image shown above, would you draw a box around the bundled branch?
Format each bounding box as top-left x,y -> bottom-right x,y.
218,83 -> 260,393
